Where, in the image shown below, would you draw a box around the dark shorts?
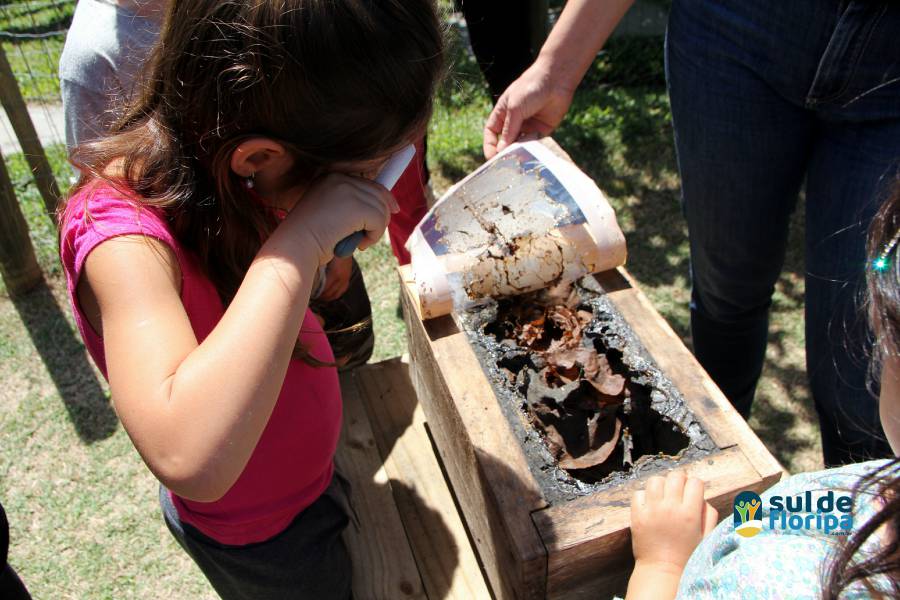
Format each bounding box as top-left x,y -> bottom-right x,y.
160,474 -> 353,600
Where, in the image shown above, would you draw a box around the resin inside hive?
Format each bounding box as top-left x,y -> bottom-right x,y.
457,275 -> 717,502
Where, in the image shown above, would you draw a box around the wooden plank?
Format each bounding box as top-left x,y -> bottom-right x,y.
399,136 -> 783,599
0,45 -> 61,221
0,144 -> 41,296
336,371 -> 426,600
534,446 -> 768,599
352,359 -> 492,600
401,265 -> 549,600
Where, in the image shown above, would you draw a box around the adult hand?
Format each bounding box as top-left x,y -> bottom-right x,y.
483,60 -> 576,159
481,0 -> 638,159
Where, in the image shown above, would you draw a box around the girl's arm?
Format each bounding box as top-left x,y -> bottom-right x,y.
483,0 -> 636,158
81,174 -> 394,502
625,471 -> 719,600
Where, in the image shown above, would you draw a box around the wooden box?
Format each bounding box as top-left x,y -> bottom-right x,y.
399,263 -> 783,599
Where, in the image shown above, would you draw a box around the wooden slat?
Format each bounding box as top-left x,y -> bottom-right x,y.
398,135 -> 784,599
351,359 -> 492,600
534,446 -> 769,599
336,371 -> 426,600
401,266 -> 549,600
0,144 -> 41,296
592,269 -> 785,487
0,45 -> 61,220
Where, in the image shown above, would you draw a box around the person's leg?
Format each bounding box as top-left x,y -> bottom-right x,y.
459,0 -> 543,101
666,0 -> 819,417
804,123 -> 899,466
0,565 -> 30,600
160,481 -> 352,600
0,501 -> 31,600
802,1 -> 900,466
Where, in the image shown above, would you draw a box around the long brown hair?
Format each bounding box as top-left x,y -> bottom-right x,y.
823,182 -> 900,598
65,0 -> 444,359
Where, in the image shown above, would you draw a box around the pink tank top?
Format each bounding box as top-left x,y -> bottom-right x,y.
59,181 -> 342,545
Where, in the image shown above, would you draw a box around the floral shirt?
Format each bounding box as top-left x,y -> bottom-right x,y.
676,459 -> 893,599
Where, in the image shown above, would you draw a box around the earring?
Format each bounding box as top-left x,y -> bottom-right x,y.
244,173 -> 255,189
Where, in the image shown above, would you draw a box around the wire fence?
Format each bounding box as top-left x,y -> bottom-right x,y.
0,0 -> 670,156
0,0 -> 671,295
0,0 -> 72,155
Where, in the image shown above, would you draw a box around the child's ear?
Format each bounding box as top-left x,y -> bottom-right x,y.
230,137 -> 290,178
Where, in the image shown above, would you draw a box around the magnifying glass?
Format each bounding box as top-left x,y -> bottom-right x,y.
333,144 -> 417,258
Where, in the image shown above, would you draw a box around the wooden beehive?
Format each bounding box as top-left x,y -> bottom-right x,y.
399,249 -> 783,598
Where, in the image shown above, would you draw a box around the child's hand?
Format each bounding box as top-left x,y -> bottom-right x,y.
284,173 -> 399,265
630,471 -> 718,574
318,256 -> 354,301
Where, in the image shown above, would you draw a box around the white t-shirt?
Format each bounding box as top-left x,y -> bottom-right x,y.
58,0 -> 160,149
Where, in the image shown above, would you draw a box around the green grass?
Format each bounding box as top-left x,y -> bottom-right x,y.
2,142 -> 69,278
0,0 -> 73,102
0,16 -> 820,600
3,36 -> 66,101
0,142 -> 216,597
0,0 -> 73,34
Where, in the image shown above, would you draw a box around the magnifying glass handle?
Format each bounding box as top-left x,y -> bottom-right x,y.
333,144 -> 417,258
333,231 -> 367,258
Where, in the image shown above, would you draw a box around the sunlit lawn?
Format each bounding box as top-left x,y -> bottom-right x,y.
0,16 -> 819,599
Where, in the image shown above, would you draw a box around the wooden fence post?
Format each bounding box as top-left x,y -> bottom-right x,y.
0,44 -> 61,222
0,143 -> 41,296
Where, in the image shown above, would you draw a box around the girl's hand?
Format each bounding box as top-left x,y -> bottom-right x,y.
318,256 -> 354,301
283,173 -> 399,266
625,471 -> 718,600
631,471 -> 718,571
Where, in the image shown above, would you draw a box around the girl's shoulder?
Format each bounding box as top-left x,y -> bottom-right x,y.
62,179 -> 173,243
774,459 -> 894,495
60,178 -> 181,281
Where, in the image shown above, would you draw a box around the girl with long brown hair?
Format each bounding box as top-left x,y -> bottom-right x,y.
57,1 -> 443,598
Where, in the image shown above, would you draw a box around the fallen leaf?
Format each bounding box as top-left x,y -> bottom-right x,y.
585,354 -> 626,398
519,315 -> 546,347
559,416 -> 622,470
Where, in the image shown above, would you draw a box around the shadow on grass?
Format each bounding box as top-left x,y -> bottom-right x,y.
751,332 -> 819,469
11,275 -> 116,443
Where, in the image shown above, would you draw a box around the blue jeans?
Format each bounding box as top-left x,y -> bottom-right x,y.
666,0 -> 900,465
